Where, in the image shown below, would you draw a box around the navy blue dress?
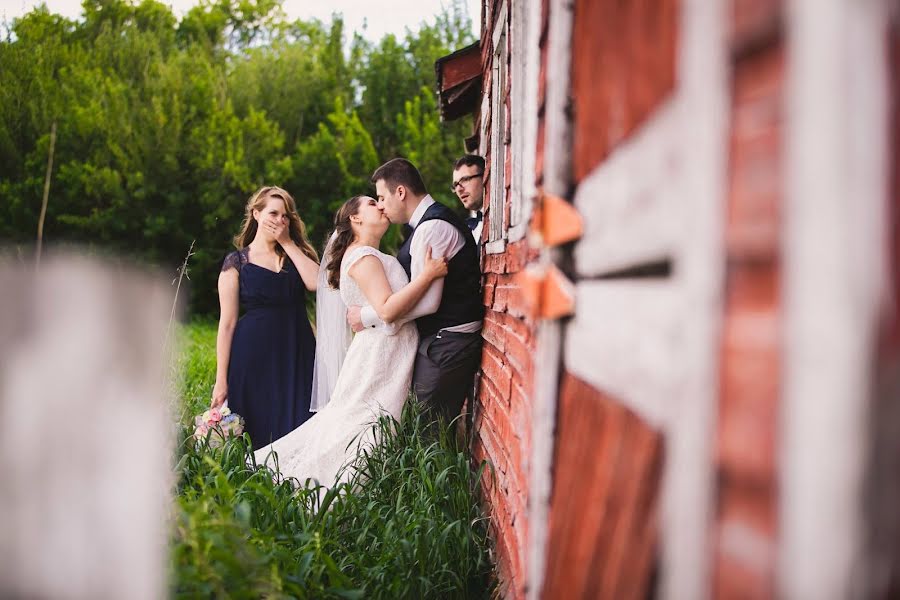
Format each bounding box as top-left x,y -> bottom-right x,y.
221,247 -> 315,447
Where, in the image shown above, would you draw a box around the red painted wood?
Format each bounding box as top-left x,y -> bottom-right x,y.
440,46 -> 482,91
542,373 -> 662,599
570,0 -> 678,183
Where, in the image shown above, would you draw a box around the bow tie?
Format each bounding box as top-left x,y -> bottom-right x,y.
400,224 -> 414,242
466,211 -> 483,231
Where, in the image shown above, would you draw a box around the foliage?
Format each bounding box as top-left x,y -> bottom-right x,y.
1,0 -> 476,314
172,320 -> 495,598
174,317 -> 219,419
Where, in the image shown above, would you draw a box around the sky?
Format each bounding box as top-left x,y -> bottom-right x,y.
0,0 -> 482,43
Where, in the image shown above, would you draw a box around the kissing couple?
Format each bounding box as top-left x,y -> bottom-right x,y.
254,158 -> 485,489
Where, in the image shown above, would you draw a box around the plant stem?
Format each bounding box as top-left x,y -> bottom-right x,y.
164,239 -> 196,356
36,121 -> 57,271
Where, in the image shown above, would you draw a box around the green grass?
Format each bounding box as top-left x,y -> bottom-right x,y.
171,320 -> 495,599
174,317 -> 219,420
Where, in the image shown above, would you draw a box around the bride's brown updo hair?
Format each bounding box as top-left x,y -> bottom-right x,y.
325,195 -> 365,290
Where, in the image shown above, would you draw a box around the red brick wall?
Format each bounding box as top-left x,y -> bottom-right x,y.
713,3 -> 784,596
472,1 -> 540,597
473,254 -> 536,598
542,374 -> 663,599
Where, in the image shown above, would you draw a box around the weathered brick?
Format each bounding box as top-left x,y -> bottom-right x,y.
504,318 -> 534,382
494,282 -> 510,312
481,311 -> 507,353
482,273 -> 496,308
482,339 -> 512,393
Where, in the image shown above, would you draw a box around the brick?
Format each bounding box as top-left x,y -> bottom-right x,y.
505,434 -> 527,497
485,252 -> 506,274
482,285 -> 496,309
504,239 -> 529,274
482,345 -> 512,402
481,311 -> 507,353
495,524 -> 520,598
485,384 -> 512,433
477,414 -> 509,476
506,278 -> 533,319
494,281 -> 510,312
504,318 -> 534,382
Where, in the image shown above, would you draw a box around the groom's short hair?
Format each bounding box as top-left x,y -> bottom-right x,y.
371,158 -> 427,196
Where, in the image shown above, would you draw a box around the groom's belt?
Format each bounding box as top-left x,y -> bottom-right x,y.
432,320 -> 483,336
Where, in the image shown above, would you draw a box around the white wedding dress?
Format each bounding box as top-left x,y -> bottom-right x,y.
253,246 -> 418,489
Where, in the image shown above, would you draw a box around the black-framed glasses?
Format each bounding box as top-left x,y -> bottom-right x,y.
451,172 -> 483,192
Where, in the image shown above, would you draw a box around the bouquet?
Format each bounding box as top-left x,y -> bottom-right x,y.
193,405 -> 245,447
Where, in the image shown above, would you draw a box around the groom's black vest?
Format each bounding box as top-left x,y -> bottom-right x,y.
397,201 -> 484,337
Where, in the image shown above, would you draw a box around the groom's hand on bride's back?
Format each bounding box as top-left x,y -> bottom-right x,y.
347,305 -> 365,332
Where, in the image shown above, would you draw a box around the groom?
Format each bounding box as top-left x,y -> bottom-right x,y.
347,158 -> 484,427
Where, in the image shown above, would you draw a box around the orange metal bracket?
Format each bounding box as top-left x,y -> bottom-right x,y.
532,190 -> 584,247
514,263 -> 576,320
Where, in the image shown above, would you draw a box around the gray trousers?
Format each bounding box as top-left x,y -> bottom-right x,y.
412,330 -> 483,427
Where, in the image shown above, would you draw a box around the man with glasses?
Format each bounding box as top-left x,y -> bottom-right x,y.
451,155 -> 485,243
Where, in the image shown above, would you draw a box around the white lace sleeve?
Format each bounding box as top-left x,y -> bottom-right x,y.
341,246 -> 380,273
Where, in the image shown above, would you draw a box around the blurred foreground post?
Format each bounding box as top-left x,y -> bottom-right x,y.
0,254 -> 173,599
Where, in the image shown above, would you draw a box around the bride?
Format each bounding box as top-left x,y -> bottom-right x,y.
253,195 -> 447,488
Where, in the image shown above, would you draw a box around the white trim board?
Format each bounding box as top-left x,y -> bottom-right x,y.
779,0 -> 890,597
572,98 -> 683,278
526,0 -> 575,597
563,280 -> 682,429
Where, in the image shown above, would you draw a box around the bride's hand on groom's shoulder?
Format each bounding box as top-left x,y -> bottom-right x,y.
422,246 -> 449,281
211,380 -> 228,408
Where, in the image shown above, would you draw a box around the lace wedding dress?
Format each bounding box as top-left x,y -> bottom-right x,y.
253,246 -> 418,489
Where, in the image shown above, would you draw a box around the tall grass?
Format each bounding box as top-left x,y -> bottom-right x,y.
172,320 -> 495,598
174,318 -> 218,420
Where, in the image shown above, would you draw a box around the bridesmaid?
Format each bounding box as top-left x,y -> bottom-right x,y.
211,186 -> 319,447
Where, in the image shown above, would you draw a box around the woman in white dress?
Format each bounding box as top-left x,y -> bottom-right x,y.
253,195 -> 447,489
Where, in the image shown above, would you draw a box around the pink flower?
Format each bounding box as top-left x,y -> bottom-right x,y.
197,423 -> 209,436
208,408 -> 222,423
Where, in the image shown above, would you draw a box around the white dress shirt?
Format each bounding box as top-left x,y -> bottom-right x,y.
470,210 -> 484,243
360,195 -> 483,334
